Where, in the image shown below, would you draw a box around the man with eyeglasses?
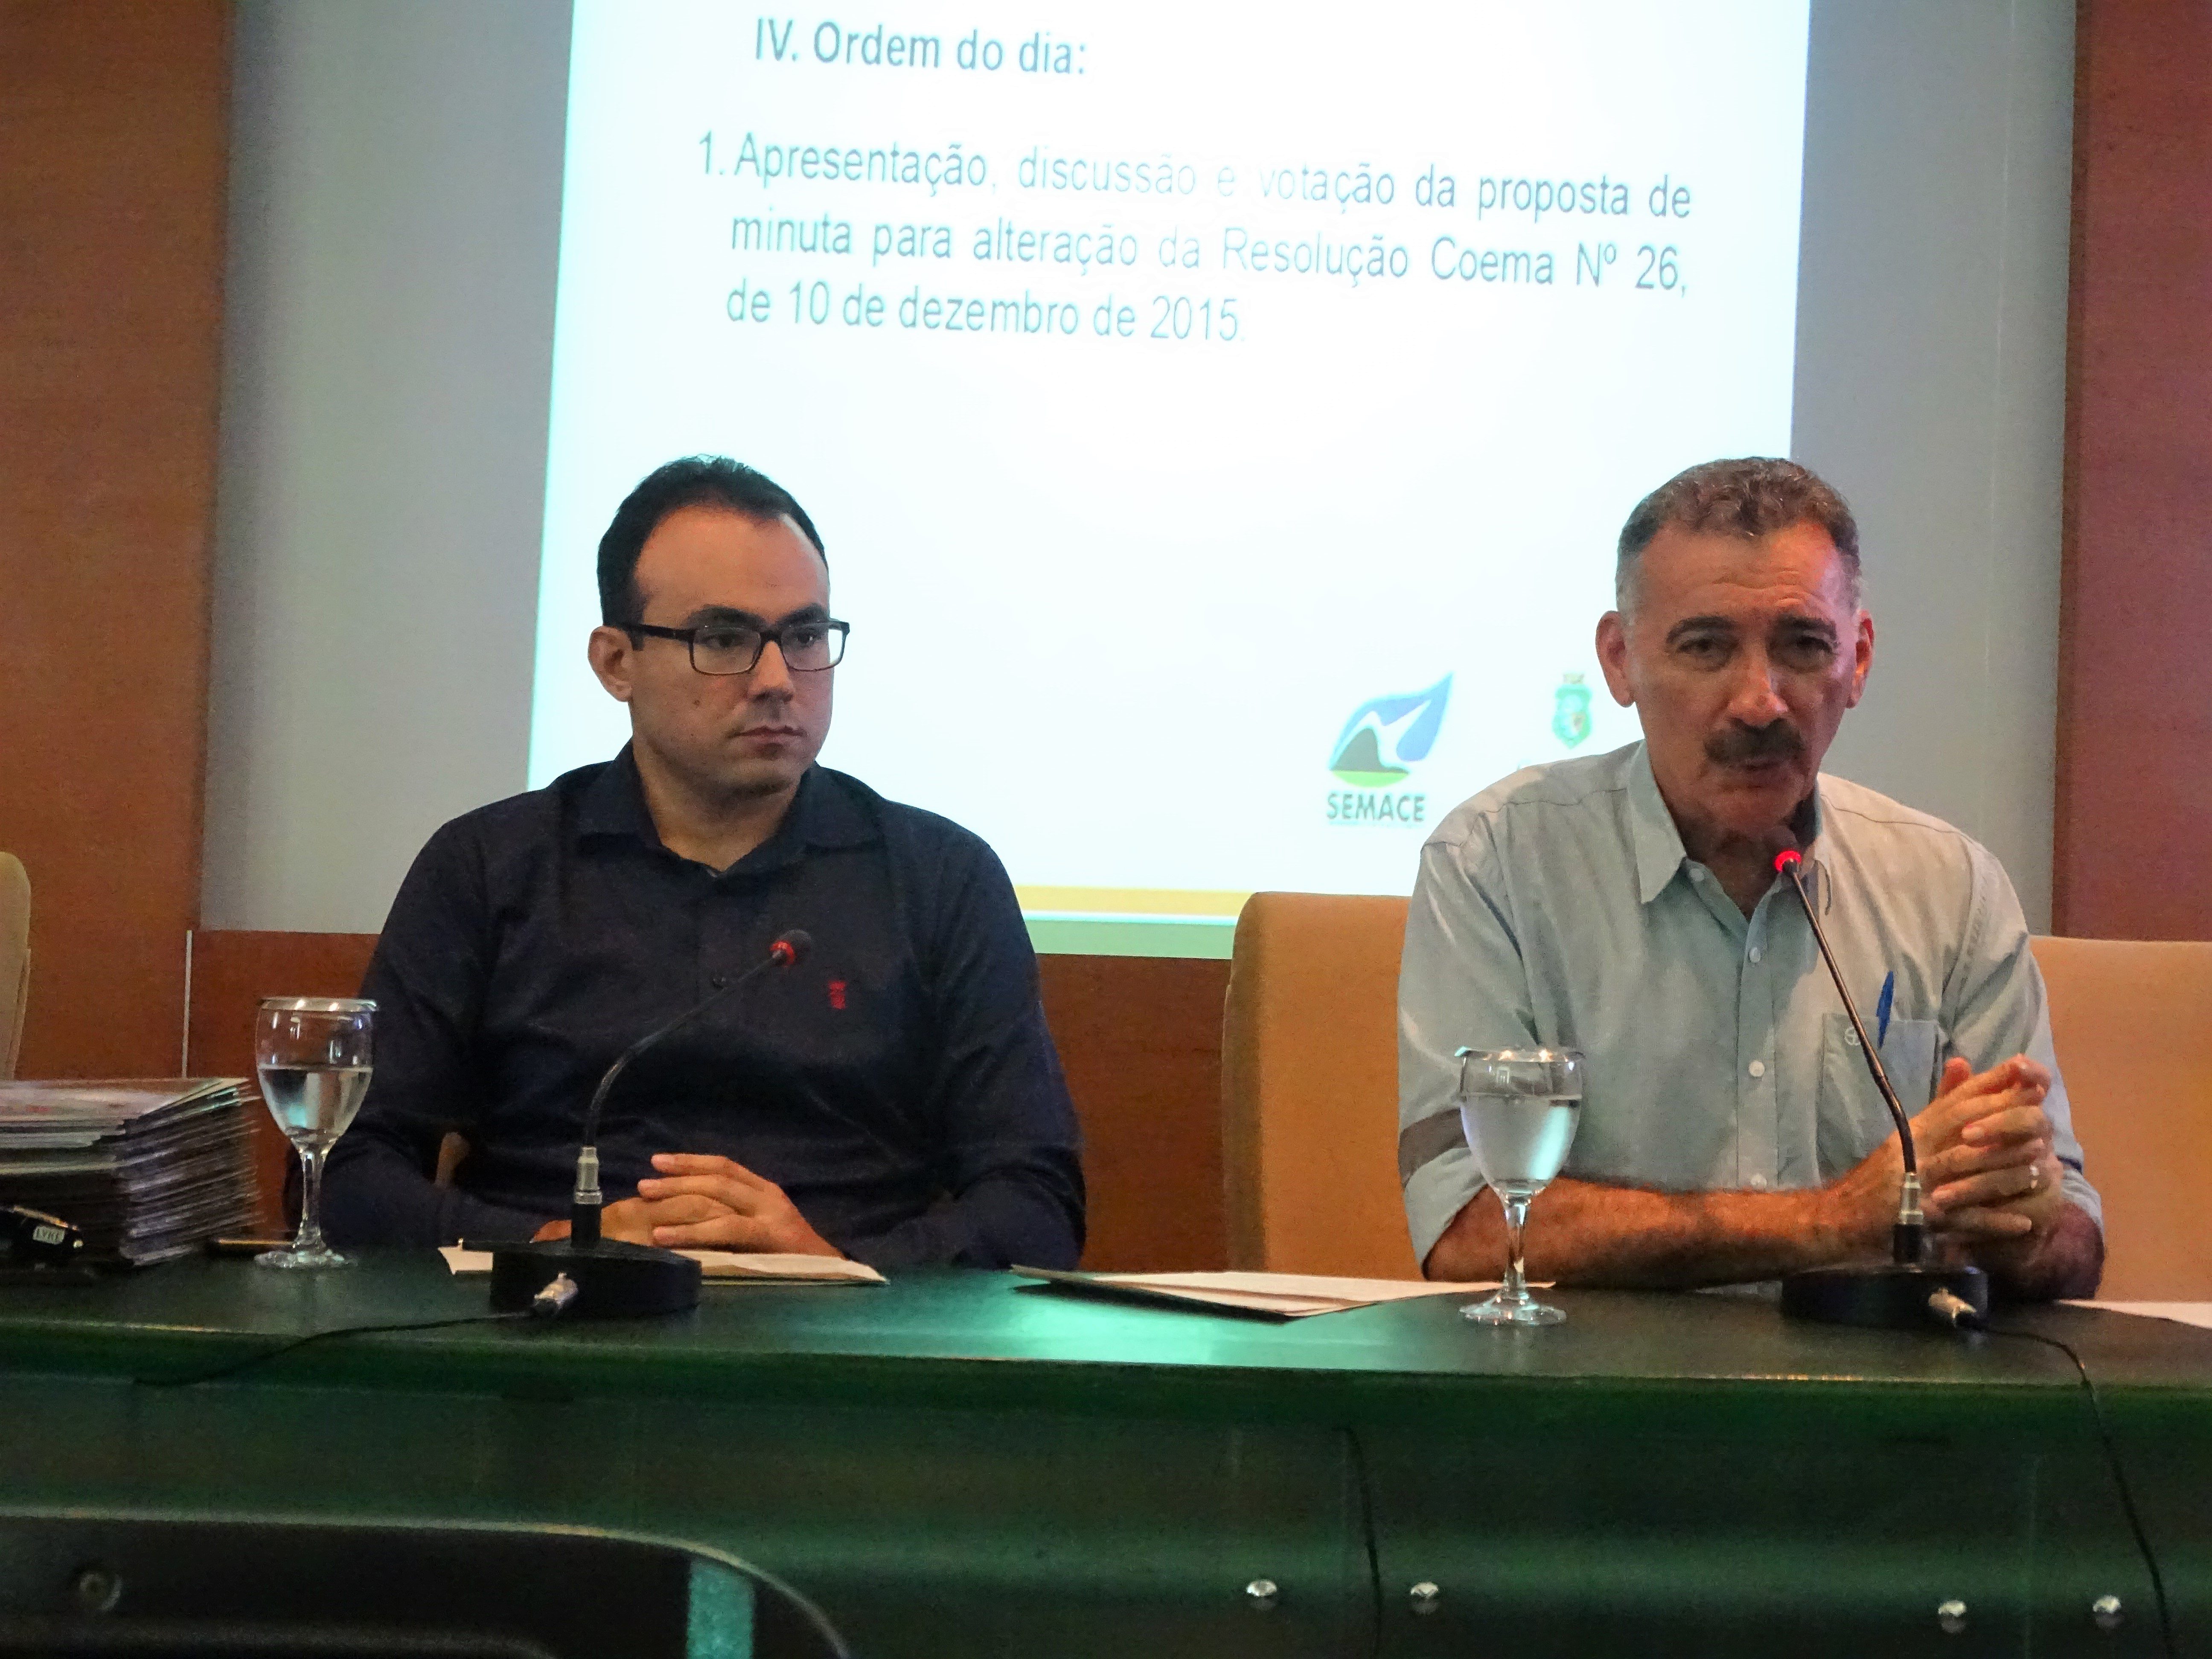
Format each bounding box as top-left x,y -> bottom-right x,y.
324,456 -> 1085,1267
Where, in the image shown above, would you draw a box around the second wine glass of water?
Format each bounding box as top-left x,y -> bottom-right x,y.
254,996 -> 375,1269
1456,1047 -> 1584,1325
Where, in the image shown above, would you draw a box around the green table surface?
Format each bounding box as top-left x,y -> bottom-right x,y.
3,1260 -> 2209,1657
0,1257 -> 2207,1426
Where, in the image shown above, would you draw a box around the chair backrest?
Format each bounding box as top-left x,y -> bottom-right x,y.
1215,899 -> 2212,1295
2030,935 -> 2212,1300
0,853 -> 29,1081
1221,891 -> 1417,1277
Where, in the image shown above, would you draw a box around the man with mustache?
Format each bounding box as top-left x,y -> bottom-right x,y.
324,457 -> 1084,1266
1398,457 -> 2101,1297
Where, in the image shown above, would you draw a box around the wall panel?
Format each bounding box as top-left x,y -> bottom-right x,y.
2054,0 -> 2212,937
0,1 -> 229,1074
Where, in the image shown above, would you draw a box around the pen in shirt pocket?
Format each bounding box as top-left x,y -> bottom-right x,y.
1874,970 -> 1895,1049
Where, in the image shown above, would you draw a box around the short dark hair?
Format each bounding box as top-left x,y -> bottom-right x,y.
1615,457 -> 1859,613
596,456 -> 826,624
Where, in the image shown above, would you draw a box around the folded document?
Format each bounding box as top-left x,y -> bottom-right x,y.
2061,1301 -> 2212,1333
439,1245 -> 883,1284
1013,1267 -> 1497,1318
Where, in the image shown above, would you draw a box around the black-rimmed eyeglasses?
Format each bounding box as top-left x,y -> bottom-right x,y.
624,618 -> 849,675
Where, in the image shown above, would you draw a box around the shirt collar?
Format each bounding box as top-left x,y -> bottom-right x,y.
774,763 -> 878,856
1627,743 -> 1693,905
574,746 -> 878,868
1793,781 -> 1828,855
575,745 -> 661,845
1626,741 -> 1830,905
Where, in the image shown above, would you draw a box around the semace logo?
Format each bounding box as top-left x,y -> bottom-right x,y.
1325,675 -> 1450,826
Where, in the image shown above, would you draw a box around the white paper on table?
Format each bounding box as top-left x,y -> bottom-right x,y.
438,1245 -> 883,1284
2061,1300 -> 2212,1333
1028,1269 -> 1500,1318
1103,1271 -> 1494,1301
685,1251 -> 884,1283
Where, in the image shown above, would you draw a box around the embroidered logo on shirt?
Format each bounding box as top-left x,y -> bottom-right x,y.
827,978 -> 847,1010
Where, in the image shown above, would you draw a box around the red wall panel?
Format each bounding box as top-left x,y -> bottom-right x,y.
2055,0 -> 2212,937
0,1 -> 230,1071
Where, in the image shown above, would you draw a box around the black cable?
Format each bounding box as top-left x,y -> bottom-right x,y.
1982,1324 -> 2177,1659
135,1311 -> 537,1388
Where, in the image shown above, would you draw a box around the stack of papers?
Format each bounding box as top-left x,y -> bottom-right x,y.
0,1079 -> 259,1264
439,1246 -> 885,1285
1013,1268 -> 1498,1318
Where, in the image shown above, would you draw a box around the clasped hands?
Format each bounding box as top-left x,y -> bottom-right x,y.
1829,1054 -> 2065,1262
530,1153 -> 842,1257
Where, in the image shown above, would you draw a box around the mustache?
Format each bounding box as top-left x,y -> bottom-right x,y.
1706,720 -> 1804,766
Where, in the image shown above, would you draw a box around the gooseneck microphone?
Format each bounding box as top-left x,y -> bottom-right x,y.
1770,850 -> 1989,1332
569,930 -> 811,1248
1773,852 -> 1925,1267
486,929 -> 812,1319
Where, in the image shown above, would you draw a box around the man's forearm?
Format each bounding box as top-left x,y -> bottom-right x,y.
325,1132 -> 541,1248
843,1167 -> 1083,1270
1423,1175 -> 1860,1289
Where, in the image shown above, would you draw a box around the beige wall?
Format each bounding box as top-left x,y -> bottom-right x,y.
200,0 -> 568,936
1796,0 -> 2075,930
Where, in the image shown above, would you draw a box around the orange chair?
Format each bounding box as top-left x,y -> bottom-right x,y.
2031,936 -> 2212,1300
0,852 -> 28,1080
1219,898 -> 2212,1298
1230,898 -> 2212,1301
1220,892 -> 1418,1277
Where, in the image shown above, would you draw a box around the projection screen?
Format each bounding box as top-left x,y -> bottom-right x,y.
528,1 -> 1811,953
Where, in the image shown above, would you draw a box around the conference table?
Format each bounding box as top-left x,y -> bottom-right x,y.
0,1259 -> 2205,1658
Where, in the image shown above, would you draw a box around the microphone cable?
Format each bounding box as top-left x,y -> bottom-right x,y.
1979,1322 -> 2177,1658
132,1310 -> 539,1388
131,1291 -> 680,1388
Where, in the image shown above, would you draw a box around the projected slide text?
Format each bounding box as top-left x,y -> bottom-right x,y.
531,2 -> 1810,940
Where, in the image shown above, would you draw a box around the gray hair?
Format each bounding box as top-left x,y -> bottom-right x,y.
1615,457 -> 1860,615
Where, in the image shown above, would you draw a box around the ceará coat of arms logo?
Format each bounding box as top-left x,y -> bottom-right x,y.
1552,672 -> 1592,748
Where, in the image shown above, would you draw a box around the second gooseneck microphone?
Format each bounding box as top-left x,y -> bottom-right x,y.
1770,849 -> 1989,1331
1773,850 -> 1923,1268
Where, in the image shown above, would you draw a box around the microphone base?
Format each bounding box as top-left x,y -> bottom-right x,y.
487,1238 -> 701,1319
1781,1262 -> 1989,1332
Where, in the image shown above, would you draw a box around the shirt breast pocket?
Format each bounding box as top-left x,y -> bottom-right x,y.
1816,1014 -> 1941,1179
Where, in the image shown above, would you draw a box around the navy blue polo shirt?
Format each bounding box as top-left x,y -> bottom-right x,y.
323,749 -> 1085,1269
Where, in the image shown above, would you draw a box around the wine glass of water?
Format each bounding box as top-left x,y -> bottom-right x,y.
254,996 -> 375,1269
1456,1047 -> 1584,1325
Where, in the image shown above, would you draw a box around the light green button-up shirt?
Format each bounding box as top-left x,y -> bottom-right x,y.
1397,741 -> 2098,1268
